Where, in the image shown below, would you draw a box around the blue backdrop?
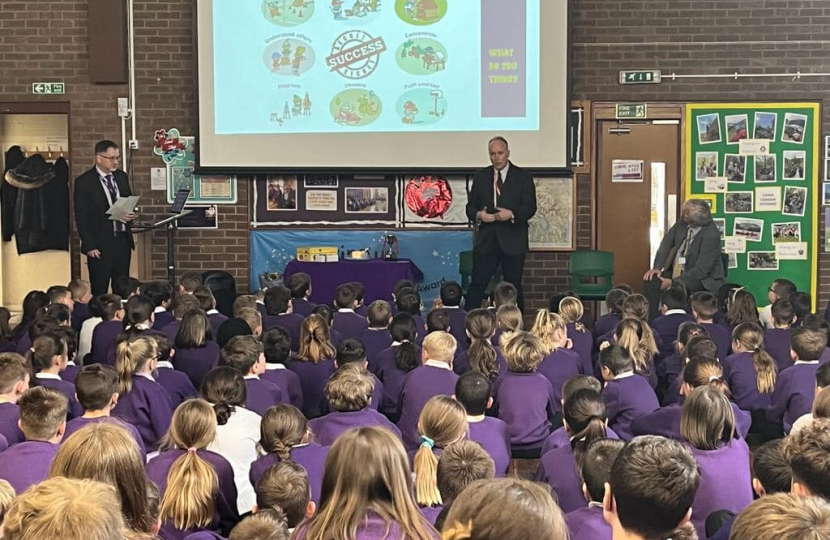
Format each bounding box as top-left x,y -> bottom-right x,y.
250,230 -> 473,306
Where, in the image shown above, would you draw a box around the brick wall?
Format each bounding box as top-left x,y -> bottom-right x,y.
1,1 -> 828,310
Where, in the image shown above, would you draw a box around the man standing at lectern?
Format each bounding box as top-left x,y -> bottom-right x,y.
465,136 -> 537,312
74,140 -> 135,295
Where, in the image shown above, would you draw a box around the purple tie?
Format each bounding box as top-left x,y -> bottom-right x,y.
105,174 -> 124,232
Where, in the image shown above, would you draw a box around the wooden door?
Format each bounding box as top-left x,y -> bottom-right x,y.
597,121 -> 681,288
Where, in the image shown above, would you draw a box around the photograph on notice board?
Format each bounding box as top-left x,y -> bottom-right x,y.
754,112 -> 777,141
695,152 -> 719,180
724,191 -> 754,214
267,177 -> 298,211
697,113 -> 721,144
754,154 -> 777,183
824,183 -> 830,206
177,205 -> 218,230
725,114 -> 749,143
724,154 -> 746,183
783,186 -> 807,217
772,222 -> 801,244
733,217 -> 764,242
713,218 -> 726,238
345,187 -> 389,213
727,252 -> 738,269
782,113 -> 807,143
748,251 -> 779,270
783,151 -> 806,181
826,160 -> 830,182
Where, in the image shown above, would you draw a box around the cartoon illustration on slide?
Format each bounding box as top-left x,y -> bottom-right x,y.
263,38 -> 315,76
396,87 -> 446,126
330,89 -> 382,126
330,0 -> 382,22
395,0 -> 447,25
396,38 -> 447,75
271,91 -> 312,126
262,0 -> 316,27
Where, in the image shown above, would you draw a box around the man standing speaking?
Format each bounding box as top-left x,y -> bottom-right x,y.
465,136 -> 537,312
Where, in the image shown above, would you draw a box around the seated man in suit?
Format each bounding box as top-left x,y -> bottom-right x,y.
642,199 -> 724,321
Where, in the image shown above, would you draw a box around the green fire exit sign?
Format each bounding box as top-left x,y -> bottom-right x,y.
619,70 -> 662,84
32,82 -> 65,95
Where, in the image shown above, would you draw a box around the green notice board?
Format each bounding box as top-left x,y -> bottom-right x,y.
685,103 -> 819,309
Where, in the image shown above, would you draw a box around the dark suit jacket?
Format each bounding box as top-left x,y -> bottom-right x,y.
73,167 -> 134,253
653,219 -> 724,293
465,162 -> 537,255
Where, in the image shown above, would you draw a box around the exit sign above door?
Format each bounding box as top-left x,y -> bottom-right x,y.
619,70 -> 662,84
32,82 -> 65,95
616,103 -> 648,119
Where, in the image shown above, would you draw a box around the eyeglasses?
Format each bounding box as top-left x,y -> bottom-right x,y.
97,154 -> 120,161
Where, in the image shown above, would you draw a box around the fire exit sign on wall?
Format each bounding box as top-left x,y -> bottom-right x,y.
32,82 -> 65,95
619,70 -> 662,84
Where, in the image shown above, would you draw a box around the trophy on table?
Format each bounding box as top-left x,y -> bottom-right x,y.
382,235 -> 399,259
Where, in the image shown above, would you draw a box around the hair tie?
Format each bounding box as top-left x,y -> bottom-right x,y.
708,375 -> 720,382
29,348 -> 35,353
187,447 -> 197,454
401,339 -> 410,344
419,435 -> 435,449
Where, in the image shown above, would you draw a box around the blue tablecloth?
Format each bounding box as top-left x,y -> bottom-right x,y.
283,258 -> 424,305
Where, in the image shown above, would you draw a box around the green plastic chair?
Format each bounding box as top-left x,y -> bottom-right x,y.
569,250 -> 614,301
459,250 -> 501,295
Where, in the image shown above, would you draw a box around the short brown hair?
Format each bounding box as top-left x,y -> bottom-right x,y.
0,353 -> 29,394
501,331 -> 545,373
436,441 -> 495,502
74,364 -> 118,411
690,291 -> 718,319
171,294 -> 200,319
367,300 -> 392,328
256,462 -> 310,528
18,386 -> 67,440
442,478 -> 567,540
783,419 -> 830,499
233,295 -> 257,317
219,335 -> 262,375
324,364 -> 374,412
229,508 -> 289,540
67,279 -> 91,301
179,271 -> 203,293
791,326 -> 827,362
562,375 -> 601,402
238,307 -> 262,333
729,493 -> 830,540
422,331 -> 457,364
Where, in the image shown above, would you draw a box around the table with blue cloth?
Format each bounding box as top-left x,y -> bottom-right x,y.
283,258 -> 424,305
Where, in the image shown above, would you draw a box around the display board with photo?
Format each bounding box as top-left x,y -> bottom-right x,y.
686,103 -> 818,308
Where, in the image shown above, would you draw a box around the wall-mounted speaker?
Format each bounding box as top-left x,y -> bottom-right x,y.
88,0 -> 128,84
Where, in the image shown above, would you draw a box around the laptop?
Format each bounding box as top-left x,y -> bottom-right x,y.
145,189 -> 193,227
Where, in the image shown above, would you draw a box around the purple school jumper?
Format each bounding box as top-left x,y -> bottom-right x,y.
376,345 -> 419,417
152,309 -> 175,331
160,320 -> 182,344
292,298 -> 317,318
286,357 -> 336,419
172,341 -> 221,390
207,311 -> 229,338
468,416 -> 511,477
262,313 -> 305,351
443,306 -> 469,350
452,347 -> 508,378
687,439 -> 753,539
360,327 -> 394,373
243,376 -> 285,416
764,327 -> 794,372
249,443 -> 329,504
629,402 -> 751,440
767,361 -> 819,432
567,505 -> 611,540
398,364 -> 459,450
701,322 -> 731,360
651,312 -> 695,357
293,512 -> 440,540
147,449 -> 239,540
112,374 -> 173,450
0,440 -> 58,493
537,348 -> 588,412
261,364 -> 304,410
567,323 -> 594,373
333,309 -> 369,341
71,301 -> 91,332
0,433 -> 8,453
15,333 -> 31,356
537,444 -> 587,513
601,373 -> 659,441
155,362 -> 198,410
64,416 -> 147,460
356,304 -> 369,317
493,371 -> 557,448
309,408 -> 402,446
420,505 -> 443,525
256,302 -> 268,318
593,314 -> 621,345
91,320 -> 123,365
541,426 -> 619,456
821,347 -> 830,365
0,402 -> 24,445
60,362 -> 80,384
35,374 -> 83,419
183,533 -> 227,540
722,352 -> 772,411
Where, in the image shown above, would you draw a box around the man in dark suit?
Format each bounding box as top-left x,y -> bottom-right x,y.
465,136 -> 537,312
73,140 -> 135,295
643,199 -> 725,321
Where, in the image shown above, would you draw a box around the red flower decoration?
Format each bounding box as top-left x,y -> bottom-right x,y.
405,175 -> 453,219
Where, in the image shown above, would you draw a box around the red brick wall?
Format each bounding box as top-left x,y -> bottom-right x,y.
1,1 -> 827,310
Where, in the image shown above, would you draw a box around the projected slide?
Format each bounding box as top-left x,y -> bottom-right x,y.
212,0 -> 540,135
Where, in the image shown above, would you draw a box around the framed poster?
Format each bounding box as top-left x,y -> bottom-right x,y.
529,176 -> 576,251
167,136 -> 237,204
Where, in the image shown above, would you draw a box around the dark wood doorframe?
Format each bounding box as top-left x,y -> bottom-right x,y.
590,103 -> 686,249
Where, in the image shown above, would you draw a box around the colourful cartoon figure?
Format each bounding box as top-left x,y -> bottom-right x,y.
284,101 -> 292,119
404,0 -> 415,16
331,0 -> 344,18
335,102 -> 360,124
357,92 -> 378,116
303,92 -> 312,115
292,95 -> 303,116
351,0 -> 366,16
292,46 -> 307,75
402,101 -> 418,124
281,40 -> 292,66
271,52 -> 282,71
266,1 -> 281,19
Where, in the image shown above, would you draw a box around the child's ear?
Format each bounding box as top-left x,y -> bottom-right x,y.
251,504 -> 259,514
791,348 -> 798,362
487,396 -> 493,410
582,482 -> 591,502
791,480 -> 811,497
752,478 -> 766,498
306,501 -> 316,518
111,392 -> 119,407
676,507 -> 693,529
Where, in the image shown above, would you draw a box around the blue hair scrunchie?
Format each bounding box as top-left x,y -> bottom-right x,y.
419,435 -> 435,449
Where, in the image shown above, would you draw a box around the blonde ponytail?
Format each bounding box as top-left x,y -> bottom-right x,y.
115,337 -> 157,394
559,296 -> 587,333
752,349 -> 777,394
531,310 -> 565,354
159,450 -> 217,530
414,442 -> 441,506
413,396 -> 467,507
